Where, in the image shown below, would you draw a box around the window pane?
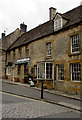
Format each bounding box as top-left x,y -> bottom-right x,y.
46,63 -> 52,79
71,63 -> 81,81
46,42 -> 51,56
57,64 -> 64,80
71,34 -> 79,53
38,63 -> 45,79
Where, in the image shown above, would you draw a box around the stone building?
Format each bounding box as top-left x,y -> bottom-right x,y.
3,5 -> 82,94
1,24 -> 27,78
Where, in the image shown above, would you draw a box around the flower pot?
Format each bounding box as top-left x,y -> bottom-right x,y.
14,77 -> 19,82
4,75 -> 8,79
21,78 -> 25,84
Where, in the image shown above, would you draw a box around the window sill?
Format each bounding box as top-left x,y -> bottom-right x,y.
36,78 -> 53,81
45,56 -> 52,59
68,52 -> 81,57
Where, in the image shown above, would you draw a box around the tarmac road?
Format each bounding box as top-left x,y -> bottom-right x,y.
1,92 -> 81,119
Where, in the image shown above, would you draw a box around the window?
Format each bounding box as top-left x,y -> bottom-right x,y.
34,65 -> 37,78
18,65 -> 21,75
54,18 -> 62,30
13,50 -> 15,60
7,51 -> 11,61
24,64 -> 28,75
25,46 -> 29,56
71,34 -> 79,53
37,62 -> 53,79
19,48 -> 22,58
6,67 -> 11,75
71,63 -> 81,81
46,42 -> 52,57
56,64 -> 64,80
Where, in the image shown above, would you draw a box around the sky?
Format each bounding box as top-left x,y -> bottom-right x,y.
0,0 -> 82,38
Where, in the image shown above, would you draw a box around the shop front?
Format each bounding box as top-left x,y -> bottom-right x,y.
14,58 -> 30,82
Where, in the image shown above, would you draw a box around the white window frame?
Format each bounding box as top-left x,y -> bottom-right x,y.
71,34 -> 79,54
54,18 -> 62,31
71,63 -> 81,82
37,62 -> 54,80
6,66 -> 11,75
56,64 -> 64,81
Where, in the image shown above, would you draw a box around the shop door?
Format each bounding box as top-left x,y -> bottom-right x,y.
24,64 -> 28,75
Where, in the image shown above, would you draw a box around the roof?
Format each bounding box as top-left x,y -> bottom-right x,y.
8,5 -> 82,50
8,20 -> 54,50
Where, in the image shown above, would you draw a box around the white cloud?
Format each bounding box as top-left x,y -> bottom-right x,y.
0,0 -> 81,38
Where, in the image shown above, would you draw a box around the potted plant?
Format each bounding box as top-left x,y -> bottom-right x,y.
24,74 -> 29,83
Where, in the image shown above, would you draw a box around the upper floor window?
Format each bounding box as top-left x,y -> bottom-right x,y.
7,51 -> 11,61
19,48 -> 22,58
13,50 -> 15,60
46,42 -> 52,57
56,64 -> 64,81
71,63 -> 81,81
25,46 -> 29,57
71,34 -> 79,53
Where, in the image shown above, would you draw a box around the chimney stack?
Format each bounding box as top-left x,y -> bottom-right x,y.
1,31 -> 6,39
20,22 -> 27,32
49,7 -> 56,20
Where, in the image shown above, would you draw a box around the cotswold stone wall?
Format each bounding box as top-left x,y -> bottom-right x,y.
7,25 -> 82,94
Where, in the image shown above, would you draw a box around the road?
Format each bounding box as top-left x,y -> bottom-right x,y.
2,81 -> 80,108
1,92 -> 81,119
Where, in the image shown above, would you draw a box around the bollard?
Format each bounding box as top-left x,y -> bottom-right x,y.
41,82 -> 44,99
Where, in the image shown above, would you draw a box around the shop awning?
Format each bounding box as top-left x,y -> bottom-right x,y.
15,61 -> 29,65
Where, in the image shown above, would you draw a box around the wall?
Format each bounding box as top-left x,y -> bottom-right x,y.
6,25 -> 82,94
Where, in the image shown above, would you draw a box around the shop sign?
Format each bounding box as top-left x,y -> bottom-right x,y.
16,58 -> 30,64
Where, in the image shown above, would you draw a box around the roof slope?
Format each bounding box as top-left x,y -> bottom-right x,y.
8,21 -> 54,50
8,5 -> 82,50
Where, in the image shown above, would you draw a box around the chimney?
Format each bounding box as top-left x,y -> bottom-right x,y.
49,7 -> 56,20
20,22 -> 27,32
80,1 -> 82,5
1,31 -> 6,39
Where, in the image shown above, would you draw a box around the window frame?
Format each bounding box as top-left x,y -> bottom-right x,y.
6,66 -> 11,75
25,46 -> 29,57
71,34 -> 80,54
46,42 -> 52,57
56,64 -> 64,81
36,62 -> 54,80
71,63 -> 81,82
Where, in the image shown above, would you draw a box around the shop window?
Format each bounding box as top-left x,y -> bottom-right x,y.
37,62 -> 53,79
71,63 -> 81,81
24,64 -> 28,75
34,65 -> 37,78
46,42 -> 52,57
56,64 -> 64,80
6,67 -> 11,75
18,65 -> 21,75
71,34 -> 80,53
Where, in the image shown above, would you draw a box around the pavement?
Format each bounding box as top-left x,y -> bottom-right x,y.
1,79 -> 82,112
2,79 -> 81,100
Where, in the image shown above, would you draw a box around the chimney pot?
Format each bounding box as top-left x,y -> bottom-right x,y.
20,23 -> 27,32
49,7 -> 56,20
1,31 -> 6,39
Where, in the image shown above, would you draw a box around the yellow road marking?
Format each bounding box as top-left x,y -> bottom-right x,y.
0,91 -> 50,104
